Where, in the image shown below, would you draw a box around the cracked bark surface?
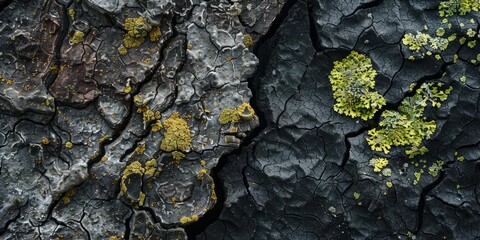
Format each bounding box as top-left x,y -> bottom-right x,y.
198,0 -> 480,239
1,0 -> 480,240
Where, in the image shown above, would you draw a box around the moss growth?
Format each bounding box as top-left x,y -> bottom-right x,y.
179,214 -> 199,224
328,51 -> 386,121
243,34 -> 253,47
71,31 -> 84,45
219,102 -> 256,124
160,112 -> 192,157
366,83 -> 453,154
370,158 -> 389,172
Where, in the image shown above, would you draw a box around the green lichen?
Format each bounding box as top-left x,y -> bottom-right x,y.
120,160 -> 156,207
180,214 -> 199,224
65,141 -> 73,149
123,17 -> 151,48
413,169 -> 424,185
405,146 -> 429,159
71,31 -> 84,45
402,32 -> 448,52
367,83 -> 453,154
439,0 -> 480,17
68,9 -> 75,21
160,112 -> 191,159
428,160 -> 444,177
328,51 -> 386,121
118,44 -> 128,55
243,34 -> 253,47
219,102 -> 257,124
370,157 -> 389,172
149,26 -> 161,42
353,192 -> 361,200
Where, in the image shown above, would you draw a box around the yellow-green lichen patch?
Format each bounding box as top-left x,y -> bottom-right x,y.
65,141 -> 73,149
68,9 -> 75,21
439,0 -> 480,17
171,151 -> 185,161
160,112 -> 192,157
366,83 -> 453,154
151,120 -> 163,132
386,181 -> 393,188
243,33 -> 253,47
328,51 -> 386,121
118,44 -> 128,55
402,32 -> 449,53
455,151 -> 465,161
124,85 -> 132,94
179,214 -> 199,224
353,192 -> 361,200
144,159 -> 157,176
62,189 -> 75,204
149,26 -> 161,42
71,31 -> 84,45
413,169 -> 424,185
120,161 -> 154,207
135,144 -> 146,155
428,160 -> 444,177
137,105 -> 161,125
405,146 -> 429,159
370,157 -> 389,172
123,17 -> 151,48
219,102 -> 256,124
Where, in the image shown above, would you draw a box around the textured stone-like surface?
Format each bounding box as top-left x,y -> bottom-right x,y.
0,0 -> 265,238
199,0 -> 480,239
3,0 -> 480,239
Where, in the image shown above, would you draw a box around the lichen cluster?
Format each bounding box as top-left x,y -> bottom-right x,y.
403,1 -> 480,69
160,112 -> 191,160
123,17 -> 151,48
439,0 -> 480,17
118,17 -> 161,55
71,31 -> 84,45
219,102 -> 256,124
369,157 -> 389,173
402,31 -> 449,53
120,159 -> 158,206
367,82 -> 453,154
328,51 -> 386,121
